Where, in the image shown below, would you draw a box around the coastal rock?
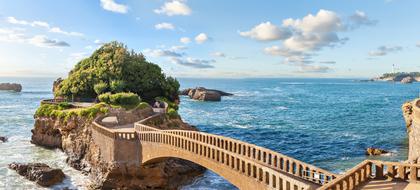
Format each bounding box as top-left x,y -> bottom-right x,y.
31,106 -> 205,189
365,147 -> 389,156
0,136 -> 7,142
403,99 -> 420,163
8,162 -> 65,187
401,76 -> 414,84
181,87 -> 233,101
402,101 -> 413,131
0,83 -> 22,92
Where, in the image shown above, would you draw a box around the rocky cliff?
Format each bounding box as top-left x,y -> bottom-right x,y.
31,106 -> 205,189
402,99 -> 420,163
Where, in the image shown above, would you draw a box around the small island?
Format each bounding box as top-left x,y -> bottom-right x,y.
29,42 -> 205,189
0,83 -> 22,92
372,72 -> 420,83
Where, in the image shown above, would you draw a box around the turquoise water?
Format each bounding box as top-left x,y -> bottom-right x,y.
0,77 -> 419,189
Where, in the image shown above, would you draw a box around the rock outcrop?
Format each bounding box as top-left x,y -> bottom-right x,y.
365,147 -> 389,156
401,76 -> 415,84
8,162 -> 65,187
0,136 -> 7,142
0,83 -> 22,92
403,99 -> 420,163
31,106 -> 205,189
181,87 -> 233,101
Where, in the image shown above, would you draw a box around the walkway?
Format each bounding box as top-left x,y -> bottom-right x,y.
47,98 -> 420,190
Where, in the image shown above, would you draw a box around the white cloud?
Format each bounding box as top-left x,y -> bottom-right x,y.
154,22 -> 175,30
29,35 -> 70,48
0,28 -> 26,43
211,52 -> 226,57
297,65 -> 332,73
170,45 -> 187,51
283,9 -> 343,34
170,57 -> 215,68
349,10 -> 378,29
239,22 -> 291,41
195,33 -> 208,44
0,28 -> 70,48
180,37 -> 191,44
256,9 -> 371,73
100,0 -> 128,14
154,0 -> 192,16
369,46 -> 402,56
6,16 -> 84,37
143,48 -> 183,57
49,27 -> 83,37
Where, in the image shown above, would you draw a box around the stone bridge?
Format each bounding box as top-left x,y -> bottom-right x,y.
85,98 -> 420,190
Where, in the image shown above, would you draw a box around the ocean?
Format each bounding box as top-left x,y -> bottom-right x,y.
0,77 -> 419,190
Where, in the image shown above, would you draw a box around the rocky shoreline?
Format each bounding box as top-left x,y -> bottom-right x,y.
30,106 -> 205,189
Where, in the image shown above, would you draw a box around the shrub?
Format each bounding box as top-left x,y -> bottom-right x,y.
98,93 -> 112,104
167,108 -> 179,119
54,41 -> 180,102
136,102 -> 150,110
155,97 -> 178,110
94,82 -> 108,95
98,92 -> 141,109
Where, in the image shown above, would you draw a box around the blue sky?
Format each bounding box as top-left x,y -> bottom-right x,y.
0,0 -> 419,78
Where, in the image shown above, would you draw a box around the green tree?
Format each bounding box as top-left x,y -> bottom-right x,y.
55,41 -> 180,102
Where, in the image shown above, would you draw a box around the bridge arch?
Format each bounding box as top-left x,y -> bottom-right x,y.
136,123 -> 319,190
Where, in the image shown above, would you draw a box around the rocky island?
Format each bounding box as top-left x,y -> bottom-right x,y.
0,83 -> 22,92
180,87 -> 233,101
372,72 -> 420,83
28,42 -> 205,189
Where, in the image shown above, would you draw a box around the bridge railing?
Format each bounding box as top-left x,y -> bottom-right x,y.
135,121 -> 336,185
317,160 -> 420,190
92,120 -> 138,141
137,127 -> 311,190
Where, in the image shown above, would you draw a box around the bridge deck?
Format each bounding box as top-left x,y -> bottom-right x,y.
358,180 -> 420,190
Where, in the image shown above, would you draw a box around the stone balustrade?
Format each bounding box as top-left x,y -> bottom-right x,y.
137,128 -> 313,190
136,121 -> 336,185
318,160 -> 420,190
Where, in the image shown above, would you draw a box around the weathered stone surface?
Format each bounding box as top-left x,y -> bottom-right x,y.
401,76 -> 415,84
181,87 -> 233,101
365,147 -> 389,156
31,106 -> 205,189
0,83 -> 22,92
403,99 -> 420,163
8,162 -> 65,187
0,136 -> 7,142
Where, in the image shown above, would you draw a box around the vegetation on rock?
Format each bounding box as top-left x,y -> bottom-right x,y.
379,72 -> 420,80
54,41 -> 180,102
98,92 -> 142,109
35,103 -> 109,121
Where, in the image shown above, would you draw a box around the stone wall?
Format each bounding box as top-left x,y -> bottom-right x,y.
403,99 -> 420,163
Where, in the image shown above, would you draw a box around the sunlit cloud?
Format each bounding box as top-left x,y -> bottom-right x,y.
100,0 -> 128,14
154,1 -> 191,16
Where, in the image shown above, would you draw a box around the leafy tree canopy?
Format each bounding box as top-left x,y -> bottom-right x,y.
55,41 -> 180,102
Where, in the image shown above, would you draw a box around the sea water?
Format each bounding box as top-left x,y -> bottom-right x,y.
0,77 -> 419,190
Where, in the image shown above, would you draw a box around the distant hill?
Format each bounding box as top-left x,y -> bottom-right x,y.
373,72 -> 420,82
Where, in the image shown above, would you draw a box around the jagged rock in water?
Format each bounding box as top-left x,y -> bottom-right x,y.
0,83 -> 22,92
401,76 -> 414,84
365,147 -> 389,156
181,87 -> 233,101
8,162 -> 65,187
0,136 -> 7,142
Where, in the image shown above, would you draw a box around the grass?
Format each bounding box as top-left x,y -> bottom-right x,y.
35,102 -> 109,121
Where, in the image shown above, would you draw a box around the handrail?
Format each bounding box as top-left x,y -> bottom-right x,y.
138,129 -> 312,190
317,159 -> 420,190
135,114 -> 337,185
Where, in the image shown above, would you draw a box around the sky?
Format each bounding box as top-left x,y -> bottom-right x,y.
0,0 -> 419,78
